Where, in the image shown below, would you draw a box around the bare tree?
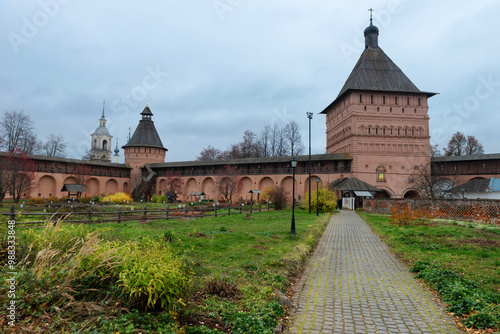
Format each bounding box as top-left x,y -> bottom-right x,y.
214,165 -> 242,203
160,170 -> 185,202
3,149 -> 37,203
71,164 -> 92,187
284,121 -> 305,156
197,145 -> 223,161
408,162 -> 457,199
444,132 -> 484,156
430,144 -> 441,157
258,125 -> 271,157
464,135 -> 484,155
275,126 -> 290,157
239,130 -> 259,158
0,158 -> 8,203
0,110 -> 41,154
42,134 -> 67,157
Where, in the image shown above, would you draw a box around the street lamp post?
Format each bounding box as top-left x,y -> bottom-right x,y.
316,177 -> 319,216
291,157 -> 297,235
307,112 -> 313,213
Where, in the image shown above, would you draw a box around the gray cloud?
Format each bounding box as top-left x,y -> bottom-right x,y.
1,0 -> 498,162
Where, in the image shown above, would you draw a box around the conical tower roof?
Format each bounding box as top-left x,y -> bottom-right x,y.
321,22 -> 436,113
122,105 -> 166,151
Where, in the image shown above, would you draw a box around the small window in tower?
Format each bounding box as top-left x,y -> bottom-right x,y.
103,140 -> 108,151
383,96 -> 386,104
370,95 -> 373,104
359,94 -> 362,103
407,97 -> 410,105
395,97 -> 398,105
418,98 -> 421,106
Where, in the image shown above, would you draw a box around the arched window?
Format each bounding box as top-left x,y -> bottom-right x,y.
103,140 -> 108,151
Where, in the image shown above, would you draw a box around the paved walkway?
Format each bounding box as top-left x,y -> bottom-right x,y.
288,211 -> 463,334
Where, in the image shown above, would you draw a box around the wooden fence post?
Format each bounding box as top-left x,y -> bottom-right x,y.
88,206 -> 93,224
214,203 -> 217,217
240,203 -> 243,214
184,205 -> 188,216
200,205 -> 204,218
228,205 -> 231,216
250,203 -> 253,214
143,206 -> 147,219
117,207 -> 122,224
166,205 -> 169,220
259,204 -> 261,212
10,205 -> 15,222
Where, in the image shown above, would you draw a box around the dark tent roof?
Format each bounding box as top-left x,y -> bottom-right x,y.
449,179 -> 491,194
148,153 -> 352,168
122,106 -> 167,150
329,177 -> 381,192
321,32 -> 436,113
61,184 -> 86,192
432,153 -> 500,163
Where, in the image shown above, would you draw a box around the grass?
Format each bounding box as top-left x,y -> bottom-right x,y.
1,208 -> 332,333
358,212 -> 500,293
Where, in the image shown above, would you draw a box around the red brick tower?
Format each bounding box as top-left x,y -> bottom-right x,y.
320,19 -> 437,197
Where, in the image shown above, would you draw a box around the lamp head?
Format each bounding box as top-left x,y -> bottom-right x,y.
291,157 -> 298,168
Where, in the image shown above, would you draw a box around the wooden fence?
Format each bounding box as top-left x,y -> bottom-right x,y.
1,203 -> 272,227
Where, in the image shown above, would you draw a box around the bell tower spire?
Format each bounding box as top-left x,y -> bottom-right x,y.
100,100 -> 106,127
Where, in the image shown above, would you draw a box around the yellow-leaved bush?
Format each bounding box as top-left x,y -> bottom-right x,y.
18,219 -> 191,313
300,188 -> 337,213
102,192 -> 133,204
114,238 -> 192,311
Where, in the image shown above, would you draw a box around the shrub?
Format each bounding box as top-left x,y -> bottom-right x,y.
29,197 -> 47,205
262,186 -> 289,210
411,260 -> 500,330
102,192 -> 133,204
300,188 -> 337,213
78,196 -> 94,204
223,301 -> 284,334
390,203 -> 418,226
116,238 -> 192,311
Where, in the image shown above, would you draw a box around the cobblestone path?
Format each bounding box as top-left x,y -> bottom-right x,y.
288,211 -> 462,334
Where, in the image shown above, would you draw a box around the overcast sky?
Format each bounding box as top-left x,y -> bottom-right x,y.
1,0 -> 499,162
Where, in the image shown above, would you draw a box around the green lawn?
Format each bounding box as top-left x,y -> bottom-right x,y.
358,212 -> 500,293
1,208 -> 332,333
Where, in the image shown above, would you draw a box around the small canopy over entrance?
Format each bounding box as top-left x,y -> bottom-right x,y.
354,191 -> 373,197
249,190 -> 262,204
329,177 -> 381,209
61,184 -> 86,201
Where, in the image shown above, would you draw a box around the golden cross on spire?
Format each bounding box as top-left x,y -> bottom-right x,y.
146,102 -> 149,107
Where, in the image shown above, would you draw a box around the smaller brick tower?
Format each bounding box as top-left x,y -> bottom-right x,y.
123,104 -> 167,181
